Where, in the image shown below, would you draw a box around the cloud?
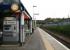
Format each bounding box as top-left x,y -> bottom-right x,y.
21,0 -> 70,20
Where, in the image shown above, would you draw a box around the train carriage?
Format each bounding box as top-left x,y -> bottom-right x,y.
0,0 -> 32,46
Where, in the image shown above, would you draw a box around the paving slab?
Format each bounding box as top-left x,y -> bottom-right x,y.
0,28 -> 46,50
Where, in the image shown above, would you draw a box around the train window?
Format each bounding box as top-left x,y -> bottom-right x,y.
3,0 -> 19,4
4,25 -> 11,30
0,0 -> 3,3
14,0 -> 19,3
4,27 -> 10,30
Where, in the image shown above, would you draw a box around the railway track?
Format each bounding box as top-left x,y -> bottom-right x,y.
43,29 -> 70,49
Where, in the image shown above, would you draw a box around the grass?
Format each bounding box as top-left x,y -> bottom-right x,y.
40,24 -> 70,37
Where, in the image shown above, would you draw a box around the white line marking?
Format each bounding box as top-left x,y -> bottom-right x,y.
46,32 -> 70,50
38,27 -> 70,50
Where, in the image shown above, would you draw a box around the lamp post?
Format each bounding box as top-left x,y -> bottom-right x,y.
33,5 -> 36,28
34,13 -> 39,27
33,5 -> 39,28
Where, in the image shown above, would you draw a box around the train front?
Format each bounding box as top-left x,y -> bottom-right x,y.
0,0 -> 21,44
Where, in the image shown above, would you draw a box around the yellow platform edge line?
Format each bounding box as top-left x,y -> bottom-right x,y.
38,28 -> 54,50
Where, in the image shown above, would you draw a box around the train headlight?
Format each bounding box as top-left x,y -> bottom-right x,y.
11,4 -> 19,11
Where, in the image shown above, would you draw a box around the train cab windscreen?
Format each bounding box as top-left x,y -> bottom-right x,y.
0,0 -> 20,4
0,0 -> 20,32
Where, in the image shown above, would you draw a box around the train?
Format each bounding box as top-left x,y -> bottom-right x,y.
0,0 -> 33,46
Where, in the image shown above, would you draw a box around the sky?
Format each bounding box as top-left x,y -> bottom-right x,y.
21,0 -> 70,20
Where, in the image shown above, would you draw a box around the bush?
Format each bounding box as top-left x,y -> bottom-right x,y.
43,24 -> 70,37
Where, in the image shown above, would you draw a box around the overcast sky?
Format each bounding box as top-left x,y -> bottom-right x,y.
21,0 -> 70,20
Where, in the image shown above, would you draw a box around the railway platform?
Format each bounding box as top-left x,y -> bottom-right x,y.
0,27 -> 69,50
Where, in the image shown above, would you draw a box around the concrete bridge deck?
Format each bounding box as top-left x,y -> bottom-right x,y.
0,27 -> 69,50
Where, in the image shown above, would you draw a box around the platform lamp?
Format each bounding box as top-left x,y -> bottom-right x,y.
33,5 -> 38,28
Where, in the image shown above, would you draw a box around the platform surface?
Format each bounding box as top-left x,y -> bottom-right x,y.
0,27 -> 69,50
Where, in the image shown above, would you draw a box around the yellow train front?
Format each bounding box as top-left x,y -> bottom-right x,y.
0,0 -> 32,46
